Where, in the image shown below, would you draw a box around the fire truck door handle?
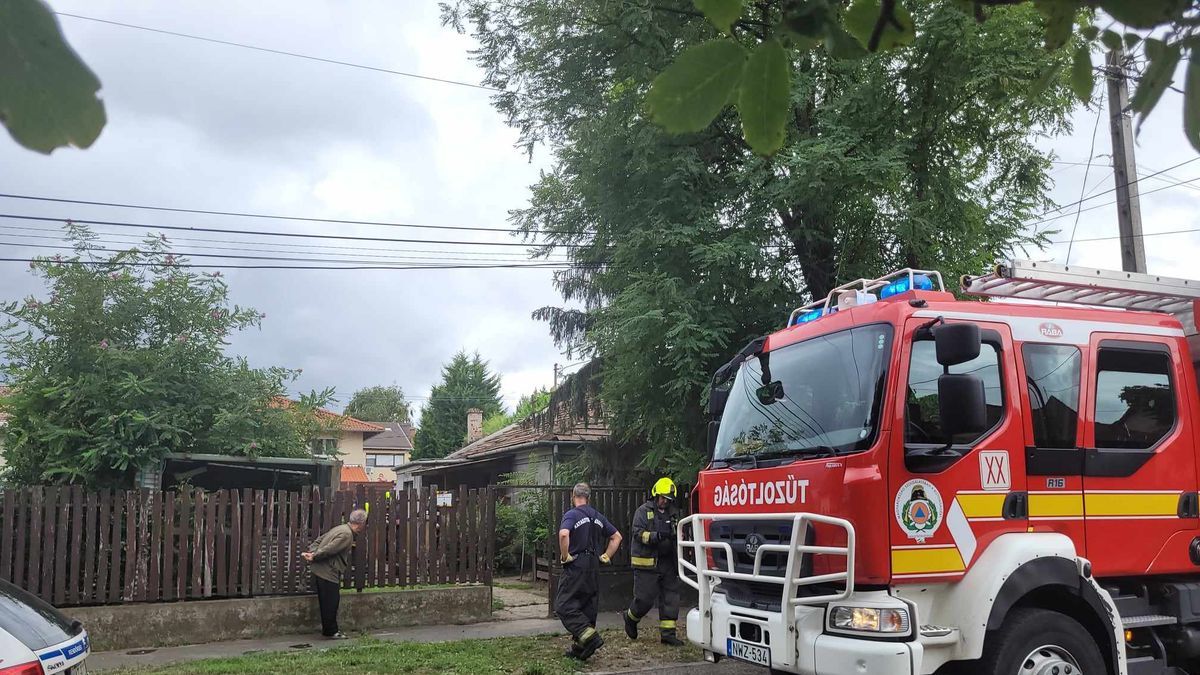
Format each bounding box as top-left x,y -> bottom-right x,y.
1002,492 -> 1028,520
1178,492 -> 1199,519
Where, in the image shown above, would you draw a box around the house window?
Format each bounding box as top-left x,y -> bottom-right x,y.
367,453 -> 399,467
311,438 -> 338,456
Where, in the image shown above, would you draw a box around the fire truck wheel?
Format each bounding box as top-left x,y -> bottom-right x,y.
980,607 -> 1107,675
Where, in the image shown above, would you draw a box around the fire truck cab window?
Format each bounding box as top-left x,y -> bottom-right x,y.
906,340 -> 1003,446
1094,348 -> 1175,450
1023,344 -> 1082,449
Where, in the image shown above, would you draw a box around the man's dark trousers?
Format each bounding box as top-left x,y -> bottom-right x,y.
315,577 -> 341,636
629,558 -> 680,634
555,554 -> 600,641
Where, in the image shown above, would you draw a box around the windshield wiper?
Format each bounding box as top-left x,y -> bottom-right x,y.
717,454 -> 759,469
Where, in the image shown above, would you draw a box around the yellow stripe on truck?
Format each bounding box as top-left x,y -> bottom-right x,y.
956,493 -> 1006,519
891,547 -> 965,575
1084,492 -> 1178,517
1028,493 -> 1084,518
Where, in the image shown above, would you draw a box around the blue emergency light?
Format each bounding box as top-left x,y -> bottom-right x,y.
880,274 -> 934,299
793,308 -> 824,325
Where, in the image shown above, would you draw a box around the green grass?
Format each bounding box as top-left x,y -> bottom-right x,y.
341,584 -> 457,595
491,597 -> 506,611
493,581 -> 535,591
113,629 -> 702,674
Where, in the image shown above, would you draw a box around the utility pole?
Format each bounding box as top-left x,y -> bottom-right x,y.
553,363 -> 561,388
1105,47 -> 1147,273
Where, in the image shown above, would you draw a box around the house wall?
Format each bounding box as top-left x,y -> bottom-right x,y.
511,447 -> 553,484
338,430 -> 366,466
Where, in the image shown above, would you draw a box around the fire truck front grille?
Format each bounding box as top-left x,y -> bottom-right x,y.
709,519 -> 815,612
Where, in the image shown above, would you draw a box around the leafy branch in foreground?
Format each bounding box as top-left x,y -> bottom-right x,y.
649,0 -> 1200,155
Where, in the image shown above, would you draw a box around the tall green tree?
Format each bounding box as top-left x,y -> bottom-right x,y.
344,384 -> 411,423
0,224 -> 331,488
481,387 -> 551,436
445,0 -> 1076,478
412,351 -> 504,459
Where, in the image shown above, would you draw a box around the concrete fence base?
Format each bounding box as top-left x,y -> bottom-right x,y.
67,585 -> 492,652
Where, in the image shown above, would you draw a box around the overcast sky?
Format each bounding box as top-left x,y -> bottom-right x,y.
3,2 -> 1197,423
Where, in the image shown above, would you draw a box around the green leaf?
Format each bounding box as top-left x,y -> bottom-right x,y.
1033,0 -> 1076,50
648,39 -> 748,134
1129,39 -> 1181,121
1123,33 -> 1142,49
1079,25 -> 1099,41
1069,44 -> 1094,103
738,39 -> 791,156
826,23 -> 868,59
1028,63 -> 1064,100
844,0 -> 915,52
1100,30 -> 1124,51
783,0 -> 833,38
0,0 -> 106,153
1184,52 -> 1200,152
694,0 -> 744,34
1099,0 -> 1189,29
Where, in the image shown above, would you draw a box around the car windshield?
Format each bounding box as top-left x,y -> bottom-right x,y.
713,324 -> 894,461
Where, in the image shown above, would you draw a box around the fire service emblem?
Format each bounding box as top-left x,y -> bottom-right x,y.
895,479 -> 943,542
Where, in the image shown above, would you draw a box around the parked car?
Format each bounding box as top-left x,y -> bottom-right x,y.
0,578 -> 89,674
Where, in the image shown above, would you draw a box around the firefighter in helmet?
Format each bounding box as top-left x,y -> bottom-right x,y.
623,477 -> 684,646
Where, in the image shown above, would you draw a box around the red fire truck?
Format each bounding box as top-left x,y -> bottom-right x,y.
678,260 -> 1200,675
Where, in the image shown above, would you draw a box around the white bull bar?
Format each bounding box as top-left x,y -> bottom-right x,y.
676,512 -> 856,647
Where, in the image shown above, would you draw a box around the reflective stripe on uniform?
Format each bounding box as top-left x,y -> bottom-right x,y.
641,531 -> 652,544
580,627 -> 598,642
631,556 -> 656,568
660,619 -> 676,629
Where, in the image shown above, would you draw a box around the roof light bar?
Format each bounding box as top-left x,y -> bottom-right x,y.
787,268 -> 945,327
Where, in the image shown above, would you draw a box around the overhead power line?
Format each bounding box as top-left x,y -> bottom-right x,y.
1049,226 -> 1200,245
55,12 -> 500,92
0,239 -> 589,268
0,213 -> 584,248
0,223 -> 572,261
1035,156 -> 1200,222
0,192 -> 559,236
0,255 -> 588,272
1065,96 -> 1105,264
1029,173 -> 1200,229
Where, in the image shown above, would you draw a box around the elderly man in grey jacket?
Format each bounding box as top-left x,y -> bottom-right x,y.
302,509 -> 367,639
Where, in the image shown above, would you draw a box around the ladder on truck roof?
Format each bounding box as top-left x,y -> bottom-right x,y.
961,259 -> 1200,335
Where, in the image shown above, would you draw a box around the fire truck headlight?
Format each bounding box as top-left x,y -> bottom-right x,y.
828,606 -> 911,635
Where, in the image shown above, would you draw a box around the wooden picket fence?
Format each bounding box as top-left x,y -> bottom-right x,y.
0,485 -> 495,608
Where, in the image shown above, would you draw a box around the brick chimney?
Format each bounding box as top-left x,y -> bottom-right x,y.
466,408 -> 484,444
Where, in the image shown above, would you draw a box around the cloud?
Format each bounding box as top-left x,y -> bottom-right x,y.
1,0 -> 565,428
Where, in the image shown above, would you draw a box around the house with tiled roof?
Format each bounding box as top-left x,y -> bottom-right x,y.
362,422 -> 416,482
405,395 -> 610,493
269,397 -> 386,489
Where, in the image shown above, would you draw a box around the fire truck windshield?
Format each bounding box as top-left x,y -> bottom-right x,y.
713,324 -> 894,463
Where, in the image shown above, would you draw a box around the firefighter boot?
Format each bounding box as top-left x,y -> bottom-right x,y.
660,620 -> 683,646
623,610 -> 639,640
575,627 -> 605,660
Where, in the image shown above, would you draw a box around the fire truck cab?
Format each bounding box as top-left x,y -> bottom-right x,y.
679,260 -> 1200,675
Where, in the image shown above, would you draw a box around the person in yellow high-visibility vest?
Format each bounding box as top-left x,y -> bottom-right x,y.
623,477 -> 683,646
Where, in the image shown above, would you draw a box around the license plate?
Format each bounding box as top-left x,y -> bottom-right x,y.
727,638 -> 771,667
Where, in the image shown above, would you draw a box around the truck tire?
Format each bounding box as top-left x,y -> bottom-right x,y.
980,607 -> 1107,675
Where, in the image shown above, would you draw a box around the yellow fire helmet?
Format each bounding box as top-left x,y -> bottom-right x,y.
651,477 -> 677,501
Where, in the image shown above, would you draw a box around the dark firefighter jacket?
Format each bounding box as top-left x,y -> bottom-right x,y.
630,499 -> 678,569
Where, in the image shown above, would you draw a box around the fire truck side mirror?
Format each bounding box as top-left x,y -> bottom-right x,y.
708,385 -> 730,418
937,373 -> 988,436
933,322 -> 981,367
706,421 -> 720,459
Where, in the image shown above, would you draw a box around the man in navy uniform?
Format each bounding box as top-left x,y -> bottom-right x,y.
556,482 -> 623,660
